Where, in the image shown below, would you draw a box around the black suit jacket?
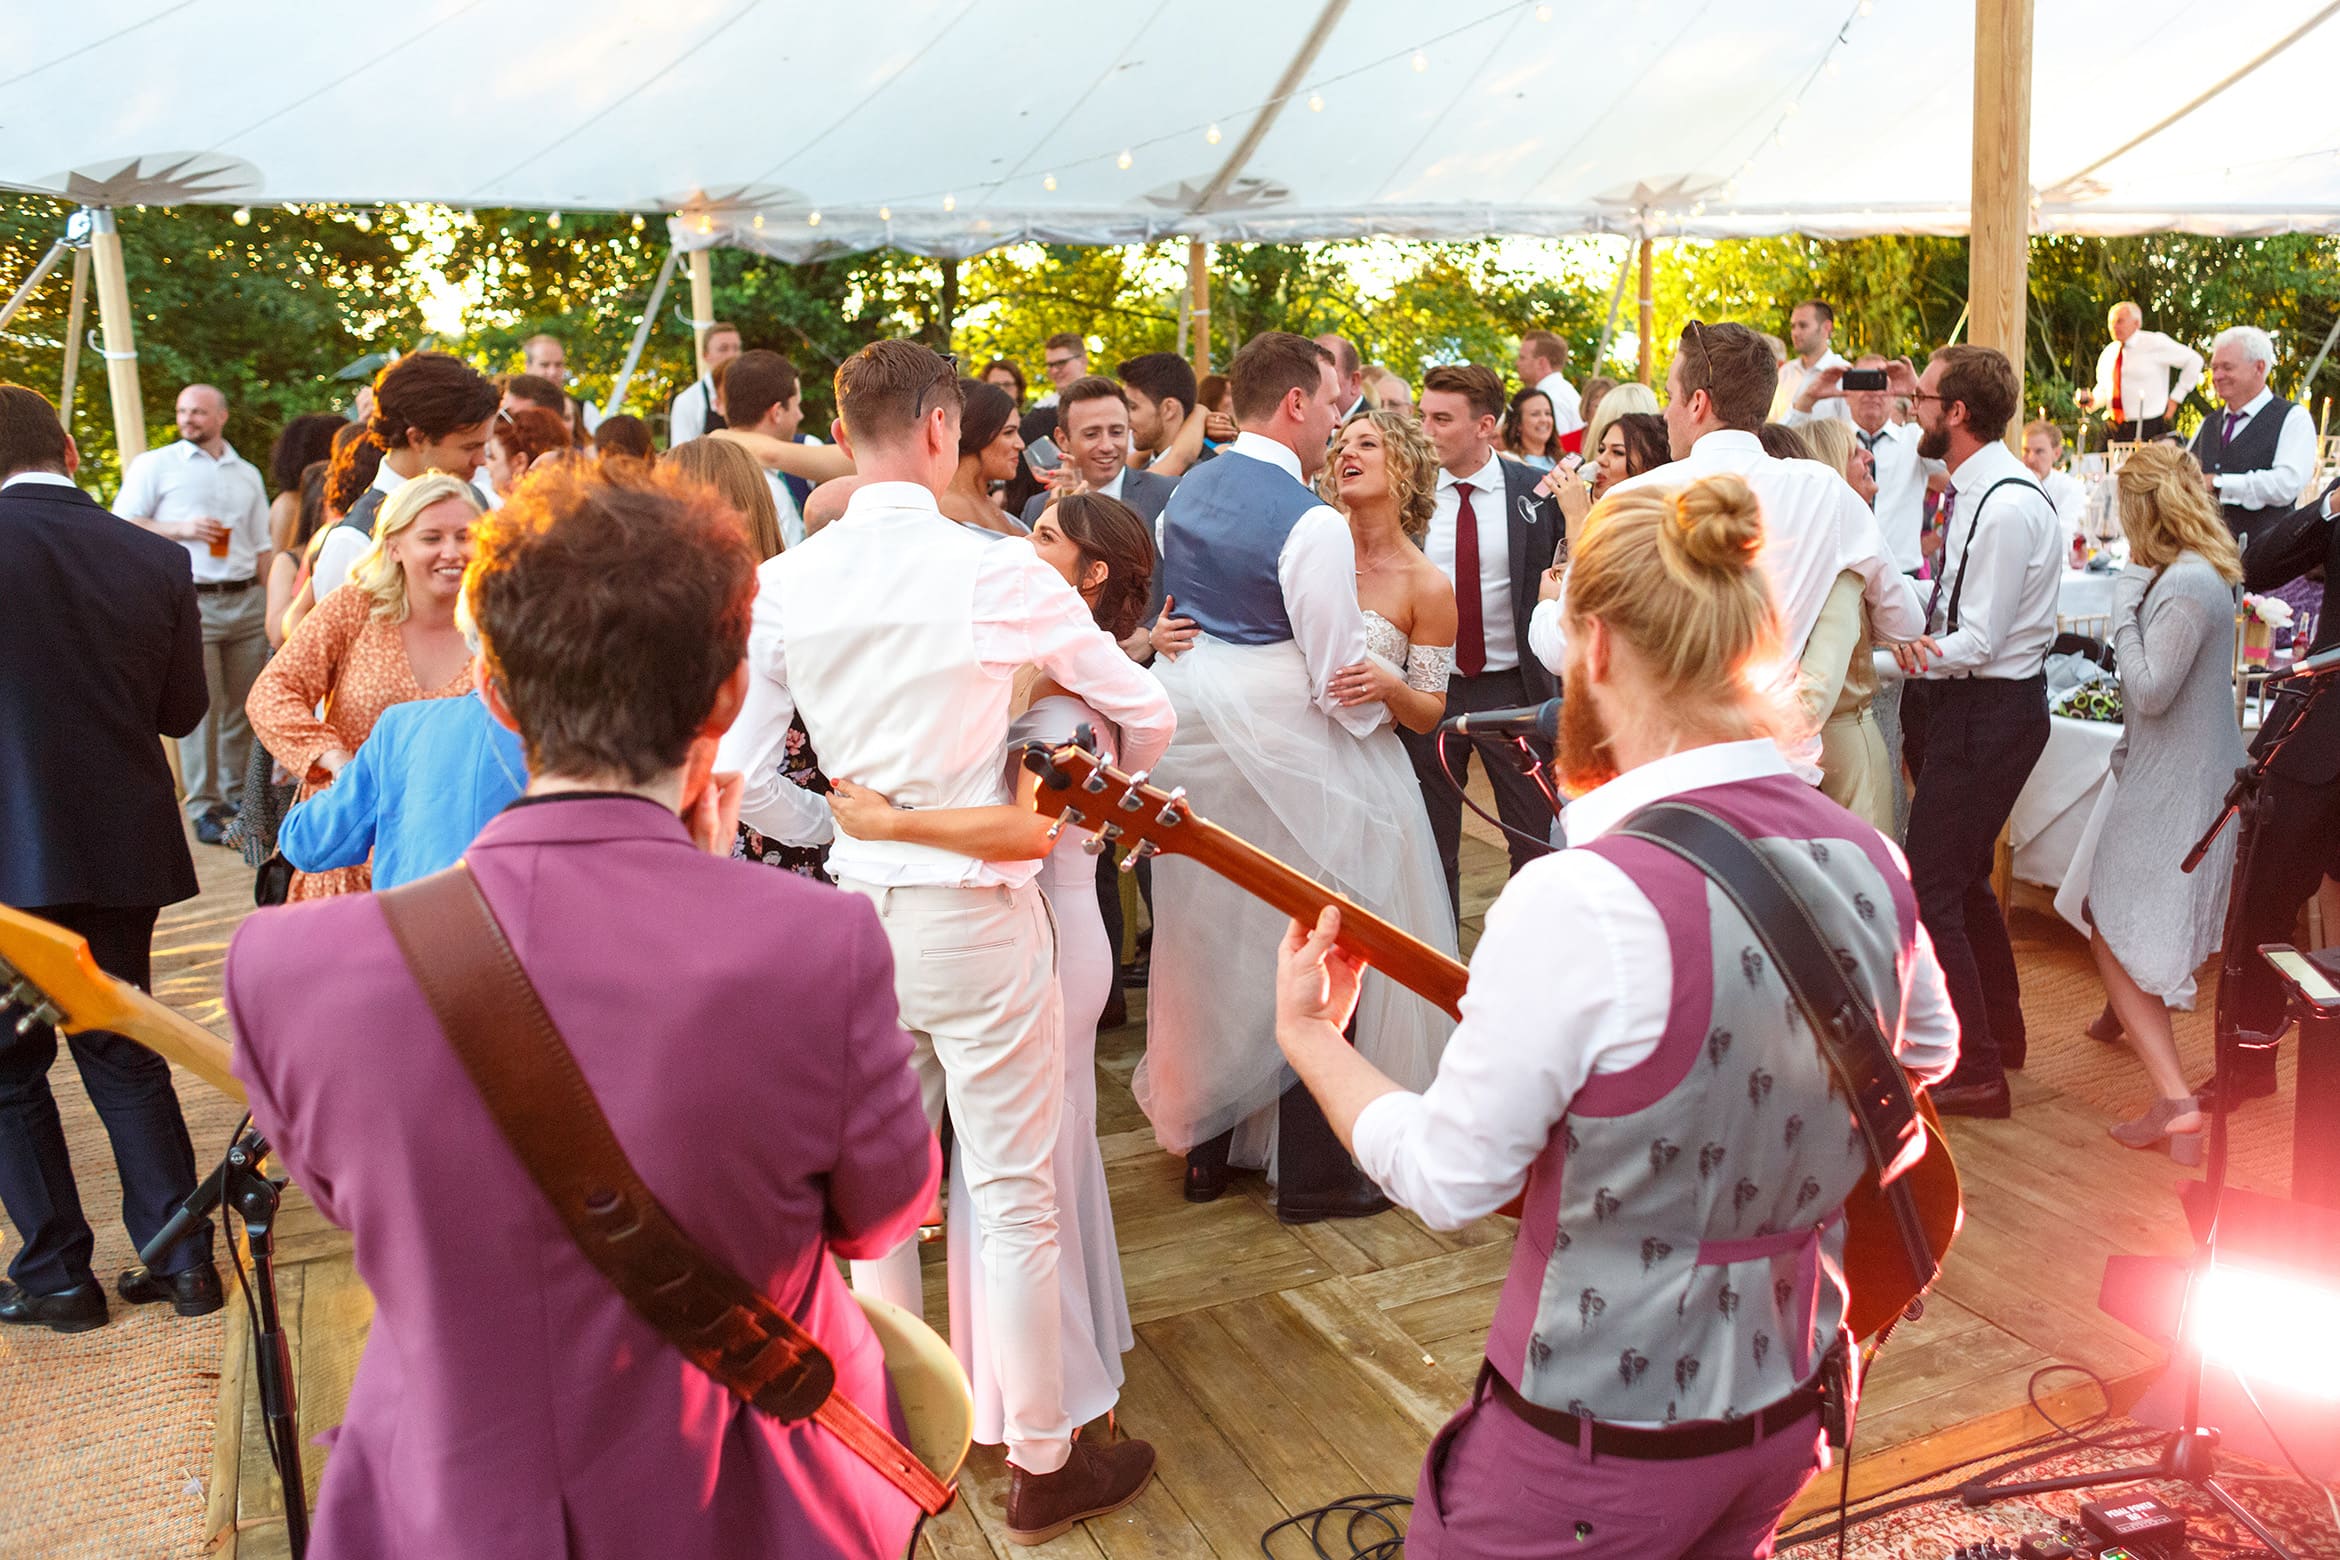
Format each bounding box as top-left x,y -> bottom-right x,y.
1498,457 -> 1563,703
0,479 -> 206,908
1019,466 -> 1179,530
2242,476 -> 2340,785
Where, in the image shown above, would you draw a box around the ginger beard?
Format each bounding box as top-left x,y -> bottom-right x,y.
1557,637 -> 1618,796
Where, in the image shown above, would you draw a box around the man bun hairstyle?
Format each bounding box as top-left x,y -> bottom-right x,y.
1047,492 -> 1156,641
0,383 -> 70,481
370,351 -> 500,451
1676,322 -> 1777,432
1117,352 -> 1198,417
468,463 -> 757,785
1228,331 -> 1333,424
1423,362 -> 1507,423
1928,345 -> 2019,445
835,338 -> 960,448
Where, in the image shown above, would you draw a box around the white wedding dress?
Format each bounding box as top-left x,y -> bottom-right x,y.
945,694 -> 1132,1441
1137,610 -> 1458,1172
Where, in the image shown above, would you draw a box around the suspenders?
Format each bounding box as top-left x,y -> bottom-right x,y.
1940,476 -> 2046,634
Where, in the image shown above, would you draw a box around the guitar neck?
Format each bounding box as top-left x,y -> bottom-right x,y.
1170,810 -> 1469,1019
110,997 -> 246,1105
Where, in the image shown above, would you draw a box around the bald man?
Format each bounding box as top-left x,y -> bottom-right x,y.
2078,302 -> 2201,444
114,383 -> 273,844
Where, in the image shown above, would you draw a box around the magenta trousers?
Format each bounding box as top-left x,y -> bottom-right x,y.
1405,1374 -> 1831,1560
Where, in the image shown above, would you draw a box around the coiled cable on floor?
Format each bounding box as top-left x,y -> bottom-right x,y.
1259,1494 -> 1411,1560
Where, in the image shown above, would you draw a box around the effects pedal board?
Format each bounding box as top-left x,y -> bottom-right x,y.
1937,1495 -> 2188,1560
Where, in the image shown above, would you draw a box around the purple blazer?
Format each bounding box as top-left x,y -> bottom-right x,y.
226,795 -> 940,1560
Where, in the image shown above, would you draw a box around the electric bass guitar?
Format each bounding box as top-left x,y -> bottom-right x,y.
1021,738 -> 1962,1343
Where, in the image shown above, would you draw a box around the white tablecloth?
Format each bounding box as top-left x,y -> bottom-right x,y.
2057,569 -> 2118,624
2009,713 -> 2121,914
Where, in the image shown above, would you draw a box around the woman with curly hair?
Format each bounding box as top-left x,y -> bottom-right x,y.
821,490 -> 1157,1457
1323,408 -> 1459,735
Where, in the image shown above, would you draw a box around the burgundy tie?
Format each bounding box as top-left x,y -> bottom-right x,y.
1454,486 -> 1485,677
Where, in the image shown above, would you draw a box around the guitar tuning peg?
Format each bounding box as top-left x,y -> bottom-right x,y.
1117,839 -> 1160,874
1096,822 -> 1124,844
1043,818 -> 1068,843
15,1001 -> 61,1038
1081,771 -> 1109,794
1079,834 -> 1110,856
1116,769 -> 1150,811
1154,785 -> 1188,828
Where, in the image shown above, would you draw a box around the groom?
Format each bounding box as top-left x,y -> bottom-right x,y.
1142,331 -> 1393,1223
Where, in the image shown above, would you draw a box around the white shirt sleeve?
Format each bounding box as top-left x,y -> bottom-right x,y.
2215,404 -> 2318,511
1925,493 -> 2051,674
237,467 -> 272,552
1352,852 -> 1653,1230
670,383 -> 707,445
2164,337 -> 2205,407
1280,504 -> 1385,737
2092,343 -> 2119,410
1834,483 -> 1927,640
973,545 -> 1177,775
1526,593 -> 1568,675
311,526 -> 370,599
1883,840 -> 1960,1087
111,451 -> 160,520
716,565 -> 821,841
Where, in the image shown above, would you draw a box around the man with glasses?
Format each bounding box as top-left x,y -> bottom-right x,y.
716,339 -> 1173,1541
1883,346 -> 2063,1119
1036,333 -> 1089,408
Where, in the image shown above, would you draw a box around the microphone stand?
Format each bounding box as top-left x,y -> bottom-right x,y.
144,1127 -> 309,1558
1956,674 -> 2327,1559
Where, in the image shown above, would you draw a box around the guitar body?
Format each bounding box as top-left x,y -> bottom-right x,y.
854,1293 -> 972,1488
1020,739 -> 1962,1346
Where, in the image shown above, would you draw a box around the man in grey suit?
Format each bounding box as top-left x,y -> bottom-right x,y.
1021,375 -> 1177,528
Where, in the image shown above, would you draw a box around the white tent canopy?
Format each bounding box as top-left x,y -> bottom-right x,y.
6,0 -> 2338,262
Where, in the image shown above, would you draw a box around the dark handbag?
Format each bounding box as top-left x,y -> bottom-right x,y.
375,863 -> 953,1516
252,854 -> 294,907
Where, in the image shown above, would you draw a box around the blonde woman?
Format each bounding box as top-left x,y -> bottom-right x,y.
247,472 -> 482,899
1324,409 -> 1459,734
1793,417 -> 1895,829
2079,445 -> 2246,1161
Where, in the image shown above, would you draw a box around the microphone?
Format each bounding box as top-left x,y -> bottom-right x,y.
2276,644 -> 2340,681
1439,699 -> 1561,742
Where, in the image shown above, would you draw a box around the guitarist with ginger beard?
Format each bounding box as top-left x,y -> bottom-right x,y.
1273,473 -> 1958,1559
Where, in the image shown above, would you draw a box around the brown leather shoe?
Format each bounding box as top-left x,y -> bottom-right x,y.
1004,1433 -> 1156,1545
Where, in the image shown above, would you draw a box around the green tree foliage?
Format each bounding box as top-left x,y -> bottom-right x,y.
0,197 -> 420,495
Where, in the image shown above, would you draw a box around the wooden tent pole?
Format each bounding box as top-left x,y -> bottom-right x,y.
1970,0 -> 2034,434
59,246 -> 89,431
1635,237 -> 1655,385
1188,240 -> 1212,379
689,247 -> 715,382
87,208 -> 147,463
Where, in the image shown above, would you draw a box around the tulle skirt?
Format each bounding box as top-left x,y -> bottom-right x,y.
1136,637 -> 1457,1165
946,865 -> 1132,1442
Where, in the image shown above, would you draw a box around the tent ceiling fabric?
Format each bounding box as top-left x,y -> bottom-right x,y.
5,0 -> 2337,260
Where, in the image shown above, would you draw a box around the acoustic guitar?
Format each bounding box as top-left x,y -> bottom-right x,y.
0,902 -> 973,1490
1021,738 -> 1962,1344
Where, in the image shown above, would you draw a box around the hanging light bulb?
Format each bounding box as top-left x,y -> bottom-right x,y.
1825,55 -> 1840,75
1412,50 -> 1428,71
1857,0 -> 1873,12
1116,150 -> 1132,170
696,213 -> 715,235
1784,99 -> 1800,115
943,194 -> 956,212
879,205 -> 892,222
1044,173 -> 1059,190
1307,91 -> 1325,112
353,211 -> 373,232
807,210 -> 821,226
1535,2 -> 1553,19
231,207 -> 251,226
751,212 -> 765,230
547,210 -> 562,228
630,213 -> 645,231
1206,122 -> 1223,145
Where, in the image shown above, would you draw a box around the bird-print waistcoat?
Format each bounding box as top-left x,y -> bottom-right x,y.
1483,774 -> 1921,1426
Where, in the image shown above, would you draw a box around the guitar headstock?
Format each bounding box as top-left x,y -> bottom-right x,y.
1019,732 -> 1198,871
0,904 -> 144,1041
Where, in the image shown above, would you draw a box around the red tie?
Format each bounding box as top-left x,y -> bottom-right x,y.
2109,345 -> 2126,427
1454,486 -> 1485,677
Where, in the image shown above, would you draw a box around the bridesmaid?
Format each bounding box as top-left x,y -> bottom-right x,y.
246,473 -> 480,899
825,492 -> 1155,1445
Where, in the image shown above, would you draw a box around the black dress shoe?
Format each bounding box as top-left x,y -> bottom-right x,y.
1276,1179 -> 1393,1225
1097,988 -> 1128,1031
0,1279 -> 109,1333
192,812 -> 229,846
2193,1068 -> 2279,1113
1183,1155 -> 1232,1204
118,1263 -> 226,1317
1930,1076 -> 2013,1119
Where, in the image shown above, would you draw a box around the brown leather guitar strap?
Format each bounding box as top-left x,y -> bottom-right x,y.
376,863 -> 953,1517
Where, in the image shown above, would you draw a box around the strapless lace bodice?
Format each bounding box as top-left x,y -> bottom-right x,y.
1362,609 -> 1456,694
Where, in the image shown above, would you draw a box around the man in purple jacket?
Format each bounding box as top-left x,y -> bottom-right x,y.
226,464 -> 940,1558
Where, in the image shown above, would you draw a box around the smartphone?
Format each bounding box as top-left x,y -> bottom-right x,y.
1840,368 -> 1889,392
2262,945 -> 2340,1007
1023,436 -> 1062,473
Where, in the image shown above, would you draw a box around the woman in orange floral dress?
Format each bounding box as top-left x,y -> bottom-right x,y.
247,473 -> 482,899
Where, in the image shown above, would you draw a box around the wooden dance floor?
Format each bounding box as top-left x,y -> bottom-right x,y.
9,805 -> 2305,1558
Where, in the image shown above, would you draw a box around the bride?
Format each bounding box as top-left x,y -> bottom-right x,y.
1145,407 -> 1458,1212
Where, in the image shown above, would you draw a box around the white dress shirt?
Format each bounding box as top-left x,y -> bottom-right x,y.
2040,469 -> 2087,543
1425,451 -> 1516,675
764,470 -> 808,550
1158,432 -> 1386,738
1535,371 -> 1584,435
112,438 -> 271,582
3,470 -> 79,492
1775,349 -> 1851,424
2209,389 -> 2319,513
1922,441 -> 2064,680
2092,331 -> 2203,422
1857,420 -> 1934,573
311,462 -> 407,600
669,377 -> 716,444
721,480 -> 1175,886
1351,738 -> 1959,1231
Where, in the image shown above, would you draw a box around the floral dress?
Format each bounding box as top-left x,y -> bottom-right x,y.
246,584 -> 473,900
731,713 -> 832,881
